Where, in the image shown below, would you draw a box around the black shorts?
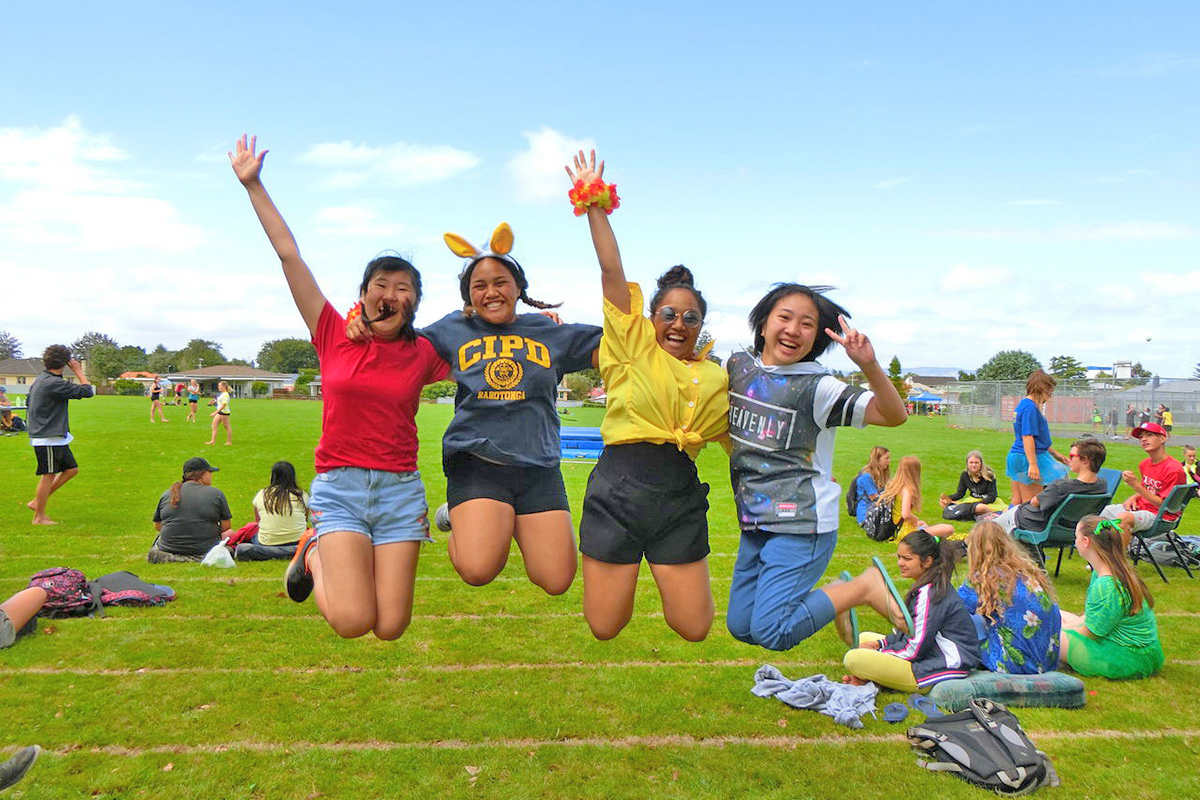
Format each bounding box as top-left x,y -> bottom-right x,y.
579,442 -> 710,565
34,444 -> 78,476
444,452 -> 569,515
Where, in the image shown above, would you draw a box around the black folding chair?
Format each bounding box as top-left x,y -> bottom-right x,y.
1129,483 -> 1198,583
1011,493 -> 1112,577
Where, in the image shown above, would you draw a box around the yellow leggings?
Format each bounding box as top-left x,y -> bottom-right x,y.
842,631 -> 919,692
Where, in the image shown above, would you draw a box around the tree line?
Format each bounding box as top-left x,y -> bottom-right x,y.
0,330 -> 317,384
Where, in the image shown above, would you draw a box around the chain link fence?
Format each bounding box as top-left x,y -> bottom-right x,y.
944,378 -> 1200,436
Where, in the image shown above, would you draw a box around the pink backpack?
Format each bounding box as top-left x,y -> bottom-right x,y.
28,568 -> 103,618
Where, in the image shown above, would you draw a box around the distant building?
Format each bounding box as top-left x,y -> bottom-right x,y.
165,365 -> 293,398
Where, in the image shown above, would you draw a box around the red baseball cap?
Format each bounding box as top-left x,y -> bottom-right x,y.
1132,422 -> 1168,438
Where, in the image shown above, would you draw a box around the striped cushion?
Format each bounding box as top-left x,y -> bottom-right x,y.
929,670 -> 1085,712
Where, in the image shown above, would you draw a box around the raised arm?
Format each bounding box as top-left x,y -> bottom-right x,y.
826,316 -> 907,427
229,135 -> 326,335
566,150 -> 631,314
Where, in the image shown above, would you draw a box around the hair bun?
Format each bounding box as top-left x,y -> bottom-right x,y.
657,264 -> 694,289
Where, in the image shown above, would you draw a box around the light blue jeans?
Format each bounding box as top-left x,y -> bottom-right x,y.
234,535 -> 298,561
727,530 -> 837,651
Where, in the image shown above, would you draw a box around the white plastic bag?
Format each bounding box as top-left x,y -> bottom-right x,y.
201,541 -> 236,568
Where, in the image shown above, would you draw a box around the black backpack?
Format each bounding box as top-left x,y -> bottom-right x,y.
907,699 -> 1058,795
844,474 -> 860,518
862,497 -> 899,542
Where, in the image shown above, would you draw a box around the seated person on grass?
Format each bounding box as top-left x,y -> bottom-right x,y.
1182,445 -> 1198,495
958,521 -> 1061,674
147,457 -> 232,563
1099,422 -> 1186,547
992,438 -> 1107,534
235,460 -> 311,561
939,449 -> 1006,520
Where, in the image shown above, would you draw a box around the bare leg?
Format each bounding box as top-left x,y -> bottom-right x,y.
0,587 -> 47,629
1010,481 -> 1043,506
205,415 -> 219,444
445,498 -> 517,586
581,556 -> 640,640
30,468 -> 79,525
823,568 -> 908,632
512,510 -> 577,595
648,559 -> 714,642
222,415 -> 231,444
368,542 -> 422,640
309,531 -> 378,639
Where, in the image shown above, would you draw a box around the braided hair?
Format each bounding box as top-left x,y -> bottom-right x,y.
458,255 -> 560,312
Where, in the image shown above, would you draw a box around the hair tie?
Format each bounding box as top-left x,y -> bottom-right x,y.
1095,519 -> 1121,536
931,534 -> 941,543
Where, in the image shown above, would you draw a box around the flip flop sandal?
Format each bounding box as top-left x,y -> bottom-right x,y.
908,693 -> 943,718
871,556 -> 915,635
839,570 -> 860,644
882,702 -> 909,724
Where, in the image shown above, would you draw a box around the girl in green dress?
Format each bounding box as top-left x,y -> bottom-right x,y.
1059,516 -> 1163,679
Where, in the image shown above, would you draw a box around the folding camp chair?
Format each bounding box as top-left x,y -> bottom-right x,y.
1129,483 -> 1198,583
1097,468 -> 1122,496
1011,493 -> 1112,577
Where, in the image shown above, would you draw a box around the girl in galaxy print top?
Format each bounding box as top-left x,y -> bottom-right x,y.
725,284 -> 907,651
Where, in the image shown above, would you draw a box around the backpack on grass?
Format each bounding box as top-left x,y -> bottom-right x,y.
91,571 -> 176,607
907,698 -> 1058,795
27,568 -> 103,618
844,475 -> 860,518
862,497 -> 898,542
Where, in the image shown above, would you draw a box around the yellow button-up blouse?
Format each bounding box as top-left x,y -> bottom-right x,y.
598,283 -> 729,460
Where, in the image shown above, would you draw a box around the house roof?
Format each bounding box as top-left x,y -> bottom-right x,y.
0,358 -> 44,376
167,365 -> 290,379
119,371 -> 161,380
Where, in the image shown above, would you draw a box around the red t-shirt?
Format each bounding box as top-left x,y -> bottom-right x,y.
311,302 -> 449,473
1134,455 -> 1186,521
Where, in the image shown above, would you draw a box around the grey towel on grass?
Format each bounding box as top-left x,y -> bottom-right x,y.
752,665 -> 879,729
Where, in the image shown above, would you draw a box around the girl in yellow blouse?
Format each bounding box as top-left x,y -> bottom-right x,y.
567,150 -> 729,641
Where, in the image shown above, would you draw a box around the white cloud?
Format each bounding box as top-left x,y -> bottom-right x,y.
871,177 -> 911,190
0,117 -> 203,252
508,126 -> 596,203
939,263 -> 1010,293
1008,199 -> 1061,206
313,206 -> 411,239
299,139 -> 480,188
946,221 -> 1194,242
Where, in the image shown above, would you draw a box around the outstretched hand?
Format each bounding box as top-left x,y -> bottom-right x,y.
565,149 -> 604,185
229,134 -> 268,185
825,315 -> 876,367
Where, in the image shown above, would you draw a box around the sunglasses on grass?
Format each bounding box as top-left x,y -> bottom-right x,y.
654,306 -> 702,328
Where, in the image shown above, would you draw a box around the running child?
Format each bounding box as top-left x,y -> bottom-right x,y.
725,283 -> 907,651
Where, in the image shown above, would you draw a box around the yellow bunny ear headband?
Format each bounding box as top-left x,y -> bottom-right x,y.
444,222 -> 529,305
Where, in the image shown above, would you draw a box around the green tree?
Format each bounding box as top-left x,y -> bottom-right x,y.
1130,362 -> 1152,379
118,345 -> 148,373
957,370 -> 976,381
112,378 -> 145,396
85,344 -> 126,383
146,345 -> 177,375
257,338 -> 319,373
175,339 -> 225,371
1048,355 -> 1087,380
420,380 -> 456,400
294,368 -> 319,394
71,331 -> 119,361
251,381 -> 269,397
0,330 -> 21,359
564,373 -> 596,401
977,350 -> 1042,381
695,331 -> 721,364
887,356 -> 906,396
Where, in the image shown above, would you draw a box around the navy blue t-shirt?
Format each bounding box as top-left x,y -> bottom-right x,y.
421,312 -> 601,468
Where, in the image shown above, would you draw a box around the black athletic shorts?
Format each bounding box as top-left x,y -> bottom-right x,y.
34,444 -> 78,476
579,442 -> 710,565
444,452 -> 569,515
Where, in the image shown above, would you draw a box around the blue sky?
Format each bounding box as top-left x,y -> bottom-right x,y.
2,2 -> 1196,376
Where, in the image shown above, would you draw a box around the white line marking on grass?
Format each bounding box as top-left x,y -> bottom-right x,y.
35,728 -> 1200,758
0,658 -> 833,676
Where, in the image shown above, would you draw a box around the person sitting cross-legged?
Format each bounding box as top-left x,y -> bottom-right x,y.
992,438 -> 1108,535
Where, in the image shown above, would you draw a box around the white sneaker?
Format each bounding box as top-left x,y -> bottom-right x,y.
434,503 -> 452,532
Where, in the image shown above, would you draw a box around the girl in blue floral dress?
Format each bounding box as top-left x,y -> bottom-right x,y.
957,521 -> 1061,673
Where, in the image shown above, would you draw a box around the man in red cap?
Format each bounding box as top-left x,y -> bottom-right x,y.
1100,421 -> 1186,546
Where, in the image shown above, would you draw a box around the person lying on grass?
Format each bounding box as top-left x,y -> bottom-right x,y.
831,530 -> 981,692
1059,516 -> 1163,680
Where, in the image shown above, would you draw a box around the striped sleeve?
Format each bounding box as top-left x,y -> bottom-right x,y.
880,584 -> 932,662
814,375 -> 872,430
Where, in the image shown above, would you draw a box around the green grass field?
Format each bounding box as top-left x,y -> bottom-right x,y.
1,398 -> 1197,799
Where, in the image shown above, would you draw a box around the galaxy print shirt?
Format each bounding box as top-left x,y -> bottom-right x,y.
726,351 -> 872,535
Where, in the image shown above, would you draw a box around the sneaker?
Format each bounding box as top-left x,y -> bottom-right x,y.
284,530 -> 317,602
0,745 -> 41,791
434,503 -> 452,532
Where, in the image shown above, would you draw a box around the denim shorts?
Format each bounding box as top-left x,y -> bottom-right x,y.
310,467 -> 431,545
0,609 -> 14,649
